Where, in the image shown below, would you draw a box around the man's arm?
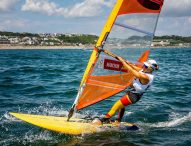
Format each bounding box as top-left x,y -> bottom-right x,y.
118,57 -> 149,82
125,61 -> 142,71
102,49 -> 142,71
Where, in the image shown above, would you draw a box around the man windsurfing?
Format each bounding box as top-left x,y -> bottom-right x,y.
93,54 -> 159,125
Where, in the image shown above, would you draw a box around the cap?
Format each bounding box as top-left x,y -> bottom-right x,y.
144,59 -> 159,71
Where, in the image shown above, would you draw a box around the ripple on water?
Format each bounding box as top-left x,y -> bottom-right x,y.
0,49 -> 191,145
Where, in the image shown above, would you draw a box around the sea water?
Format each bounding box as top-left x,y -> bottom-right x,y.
0,48 -> 191,146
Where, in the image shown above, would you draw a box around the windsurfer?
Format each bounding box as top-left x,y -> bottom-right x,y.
93,55 -> 159,125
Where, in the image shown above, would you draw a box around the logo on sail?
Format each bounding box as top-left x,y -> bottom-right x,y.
104,59 -> 127,72
137,0 -> 164,10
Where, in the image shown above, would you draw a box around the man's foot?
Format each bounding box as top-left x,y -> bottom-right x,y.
100,117 -> 110,124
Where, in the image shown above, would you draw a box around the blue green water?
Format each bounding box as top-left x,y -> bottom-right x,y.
0,48 -> 191,146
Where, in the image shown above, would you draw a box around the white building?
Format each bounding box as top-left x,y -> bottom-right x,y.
151,40 -> 170,47
9,37 -> 20,44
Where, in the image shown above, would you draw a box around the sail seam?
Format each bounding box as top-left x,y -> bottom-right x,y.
88,79 -> 126,88
115,22 -> 154,36
86,83 -> 124,90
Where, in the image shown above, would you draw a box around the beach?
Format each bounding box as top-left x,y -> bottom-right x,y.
0,44 -> 94,50
0,44 -> 190,50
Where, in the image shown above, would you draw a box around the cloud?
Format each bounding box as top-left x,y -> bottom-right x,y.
0,0 -> 18,12
21,0 -> 58,16
21,0 -> 115,17
123,17 -> 158,32
21,0 -> 191,18
60,0 -> 115,17
156,17 -> 191,36
0,18 -> 28,31
188,17 -> 191,24
162,0 -> 191,17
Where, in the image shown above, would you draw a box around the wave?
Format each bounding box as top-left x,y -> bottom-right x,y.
23,130 -> 54,143
0,112 -> 21,123
150,112 -> 191,128
0,126 -> 59,145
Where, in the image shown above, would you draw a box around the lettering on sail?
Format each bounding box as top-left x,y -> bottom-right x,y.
104,59 -> 127,72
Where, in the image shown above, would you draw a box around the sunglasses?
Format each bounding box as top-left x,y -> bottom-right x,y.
152,63 -> 158,68
144,63 -> 158,70
143,64 -> 148,68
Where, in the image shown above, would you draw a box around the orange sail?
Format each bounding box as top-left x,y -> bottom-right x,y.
118,0 -> 164,15
69,0 -> 164,113
76,50 -> 150,109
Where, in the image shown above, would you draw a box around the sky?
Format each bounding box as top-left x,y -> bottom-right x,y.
0,0 -> 191,36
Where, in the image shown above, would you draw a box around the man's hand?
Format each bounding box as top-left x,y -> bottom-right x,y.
117,56 -> 132,65
98,47 -> 104,53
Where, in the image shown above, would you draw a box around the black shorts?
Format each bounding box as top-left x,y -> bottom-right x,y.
127,91 -> 143,104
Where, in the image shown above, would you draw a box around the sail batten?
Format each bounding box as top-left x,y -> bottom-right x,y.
115,22 -> 154,36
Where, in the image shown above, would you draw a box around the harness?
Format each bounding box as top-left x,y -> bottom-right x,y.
125,71 -> 154,103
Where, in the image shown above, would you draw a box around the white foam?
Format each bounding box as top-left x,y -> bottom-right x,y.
2,104 -> 100,124
0,130 -> 55,145
0,112 -> 21,123
151,112 -> 191,128
74,110 -> 99,119
125,111 -> 133,116
23,130 -> 53,143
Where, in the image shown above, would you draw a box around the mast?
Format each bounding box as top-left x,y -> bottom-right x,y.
67,0 -> 164,121
67,0 -> 124,121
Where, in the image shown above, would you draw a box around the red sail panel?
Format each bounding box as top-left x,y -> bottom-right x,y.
118,0 -> 164,15
103,59 -> 128,72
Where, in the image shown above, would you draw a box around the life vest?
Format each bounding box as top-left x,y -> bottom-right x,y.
130,70 -> 154,95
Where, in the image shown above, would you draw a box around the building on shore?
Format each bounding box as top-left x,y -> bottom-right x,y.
151,40 -> 170,47
0,37 -> 10,44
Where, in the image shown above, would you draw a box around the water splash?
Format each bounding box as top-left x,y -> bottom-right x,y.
125,111 -> 133,116
0,130 -> 58,146
0,112 -> 20,124
151,112 -> 191,128
23,130 -> 53,143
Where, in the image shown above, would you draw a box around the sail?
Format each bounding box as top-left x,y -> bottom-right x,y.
74,0 -> 164,110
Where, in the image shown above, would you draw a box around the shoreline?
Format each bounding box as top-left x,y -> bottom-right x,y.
0,45 -> 94,50
0,45 -> 190,50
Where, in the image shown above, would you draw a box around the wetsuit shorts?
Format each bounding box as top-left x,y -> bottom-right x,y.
127,91 -> 142,104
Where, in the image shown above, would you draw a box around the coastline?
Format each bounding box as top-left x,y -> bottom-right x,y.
0,45 -> 94,50
0,44 -> 190,50
151,46 -> 191,49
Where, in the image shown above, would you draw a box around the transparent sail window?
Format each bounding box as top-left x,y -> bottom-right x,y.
104,13 -> 159,61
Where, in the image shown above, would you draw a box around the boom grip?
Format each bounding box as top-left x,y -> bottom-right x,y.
103,49 -> 119,60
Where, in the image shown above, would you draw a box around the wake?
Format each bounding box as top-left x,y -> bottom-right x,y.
150,112 -> 191,128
